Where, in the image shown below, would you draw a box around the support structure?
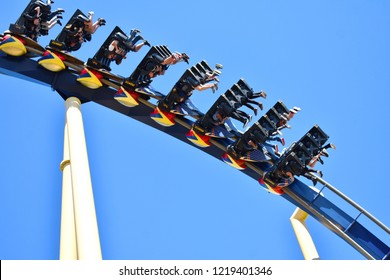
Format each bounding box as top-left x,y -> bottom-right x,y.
290,207 -> 320,260
59,123 -> 77,259
59,97 -> 102,260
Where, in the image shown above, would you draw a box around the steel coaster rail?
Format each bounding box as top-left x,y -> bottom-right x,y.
309,173 -> 390,235
281,186 -> 375,259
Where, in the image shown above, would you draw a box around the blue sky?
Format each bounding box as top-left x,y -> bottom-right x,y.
0,0 -> 389,260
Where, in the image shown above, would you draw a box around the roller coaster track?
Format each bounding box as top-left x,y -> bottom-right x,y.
0,44 -> 389,260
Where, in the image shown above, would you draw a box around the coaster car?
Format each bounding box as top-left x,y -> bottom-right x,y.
186,94 -> 246,147
10,0 -> 63,41
187,79 -> 264,147
150,60 -> 222,127
38,9 -> 105,72
221,101 -> 292,170
187,118 -> 240,148
259,125 -> 332,194
114,45 -> 187,108
1,0 -> 63,56
77,26 -> 137,89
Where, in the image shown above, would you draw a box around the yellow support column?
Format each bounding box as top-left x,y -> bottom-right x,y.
290,208 -> 320,260
65,97 -> 102,260
59,123 -> 77,260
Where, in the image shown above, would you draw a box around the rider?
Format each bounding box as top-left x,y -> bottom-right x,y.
95,28 -> 151,70
106,29 -> 150,65
276,170 -> 295,188
163,73 -> 218,110
231,87 -> 267,115
134,52 -> 190,85
211,100 -> 252,128
21,1 -> 63,40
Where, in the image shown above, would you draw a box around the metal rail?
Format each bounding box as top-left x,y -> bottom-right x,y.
282,187 -> 375,259
311,174 -> 390,235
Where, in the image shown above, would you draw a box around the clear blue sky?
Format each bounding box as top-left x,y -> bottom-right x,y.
0,0 -> 389,260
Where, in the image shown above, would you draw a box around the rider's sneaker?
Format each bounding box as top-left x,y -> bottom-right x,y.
181,53 -> 190,64
243,118 -> 250,128
293,106 -> 301,111
321,149 -> 329,157
214,69 -> 222,76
